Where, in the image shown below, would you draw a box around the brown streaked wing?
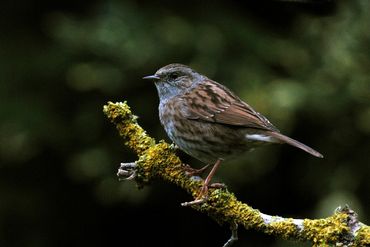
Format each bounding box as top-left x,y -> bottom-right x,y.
180,79 -> 279,131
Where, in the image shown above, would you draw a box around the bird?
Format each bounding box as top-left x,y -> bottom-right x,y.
143,63 -> 323,205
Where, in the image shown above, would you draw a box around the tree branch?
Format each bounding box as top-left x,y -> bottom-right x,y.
103,101 -> 370,247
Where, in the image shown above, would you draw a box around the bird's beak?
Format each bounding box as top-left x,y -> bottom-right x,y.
143,75 -> 160,80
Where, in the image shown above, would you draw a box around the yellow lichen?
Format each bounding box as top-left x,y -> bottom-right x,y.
143,141 -> 202,195
302,211 -> 349,245
268,219 -> 299,239
354,224 -> 370,246
103,102 -> 155,155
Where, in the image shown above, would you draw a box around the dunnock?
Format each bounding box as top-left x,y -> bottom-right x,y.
144,63 -> 323,205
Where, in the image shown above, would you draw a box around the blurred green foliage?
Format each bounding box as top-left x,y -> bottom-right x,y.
0,0 -> 369,246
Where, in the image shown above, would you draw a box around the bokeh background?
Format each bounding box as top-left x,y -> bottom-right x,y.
1,0 -> 369,246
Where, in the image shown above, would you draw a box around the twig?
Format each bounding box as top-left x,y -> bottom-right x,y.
104,101 -> 370,247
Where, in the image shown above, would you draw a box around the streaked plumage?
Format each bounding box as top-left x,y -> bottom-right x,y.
144,63 -> 323,204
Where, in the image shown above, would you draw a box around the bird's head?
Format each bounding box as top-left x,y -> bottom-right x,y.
143,63 -> 205,101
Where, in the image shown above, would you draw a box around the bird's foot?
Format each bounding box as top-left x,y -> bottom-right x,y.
181,183 -> 209,206
180,182 -> 227,206
209,182 -> 226,189
180,198 -> 207,207
181,159 -> 223,207
183,164 -> 210,177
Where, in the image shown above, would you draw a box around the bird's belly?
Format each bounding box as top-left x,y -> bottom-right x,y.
162,117 -> 252,164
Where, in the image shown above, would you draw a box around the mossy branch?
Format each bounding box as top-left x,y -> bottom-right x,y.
103,101 -> 370,247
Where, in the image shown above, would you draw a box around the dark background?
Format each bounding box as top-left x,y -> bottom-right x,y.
1,0 -> 369,246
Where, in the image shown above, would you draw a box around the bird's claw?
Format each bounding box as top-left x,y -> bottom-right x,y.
181,183 -> 209,207
117,162 -> 137,180
181,183 -> 227,206
209,182 -> 226,189
183,163 -> 210,177
181,197 -> 207,207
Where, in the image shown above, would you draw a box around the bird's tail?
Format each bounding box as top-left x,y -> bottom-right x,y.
267,131 -> 323,158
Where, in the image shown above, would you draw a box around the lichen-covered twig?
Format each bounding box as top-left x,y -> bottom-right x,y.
103,101 -> 370,247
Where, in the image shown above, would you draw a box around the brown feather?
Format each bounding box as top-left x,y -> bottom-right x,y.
267,131 -> 323,158
179,79 -> 323,158
180,79 -> 278,131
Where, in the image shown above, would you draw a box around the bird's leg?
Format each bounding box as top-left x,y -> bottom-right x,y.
181,158 -> 223,206
198,158 -> 222,197
183,163 -> 210,177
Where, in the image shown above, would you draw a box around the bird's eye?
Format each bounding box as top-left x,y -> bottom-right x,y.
168,72 -> 179,80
